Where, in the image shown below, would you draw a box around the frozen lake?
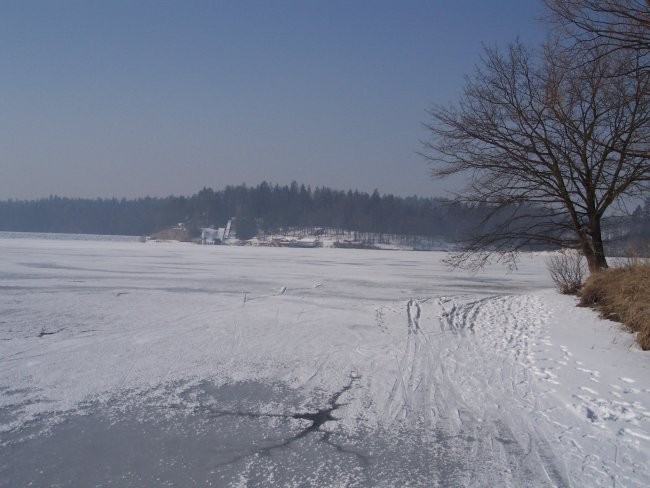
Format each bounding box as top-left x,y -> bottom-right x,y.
1,237 -> 648,487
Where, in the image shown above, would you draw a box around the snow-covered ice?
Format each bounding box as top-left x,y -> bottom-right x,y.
0,236 -> 648,487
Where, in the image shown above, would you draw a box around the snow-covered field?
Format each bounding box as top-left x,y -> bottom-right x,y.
1,236 -> 648,487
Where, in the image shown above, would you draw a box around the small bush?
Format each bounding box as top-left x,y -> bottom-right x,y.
546,250 -> 586,295
580,263 -> 650,350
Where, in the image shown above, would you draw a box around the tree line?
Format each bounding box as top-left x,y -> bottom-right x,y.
1,183 -> 646,250
0,183 -> 487,239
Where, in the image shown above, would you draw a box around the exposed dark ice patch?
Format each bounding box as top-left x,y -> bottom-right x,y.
0,379 -> 513,488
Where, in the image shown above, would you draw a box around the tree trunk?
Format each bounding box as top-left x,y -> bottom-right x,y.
584,249 -> 608,273
582,221 -> 609,273
591,223 -> 609,272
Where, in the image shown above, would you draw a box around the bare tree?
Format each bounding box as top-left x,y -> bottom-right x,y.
421,41 -> 650,271
545,0 -> 650,57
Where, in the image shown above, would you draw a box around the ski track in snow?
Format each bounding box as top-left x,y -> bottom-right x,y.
374,294 -> 649,487
374,294 -> 570,487
0,239 -> 648,487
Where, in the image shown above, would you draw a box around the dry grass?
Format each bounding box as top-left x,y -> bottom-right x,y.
580,263 -> 650,350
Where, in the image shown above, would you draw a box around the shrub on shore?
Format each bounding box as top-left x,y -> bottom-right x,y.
546,250 -> 586,295
580,263 -> 650,350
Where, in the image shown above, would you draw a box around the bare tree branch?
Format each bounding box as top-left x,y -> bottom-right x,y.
545,0 -> 650,69
420,40 -> 650,271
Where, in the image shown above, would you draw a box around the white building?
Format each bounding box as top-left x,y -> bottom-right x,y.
200,219 -> 232,244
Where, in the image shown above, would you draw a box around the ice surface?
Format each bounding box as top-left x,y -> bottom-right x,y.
0,237 -> 648,487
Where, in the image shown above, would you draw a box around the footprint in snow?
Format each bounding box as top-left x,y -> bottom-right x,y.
580,386 -> 599,395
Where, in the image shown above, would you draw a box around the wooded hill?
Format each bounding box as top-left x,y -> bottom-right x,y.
0,183 -> 480,239
0,182 -> 647,248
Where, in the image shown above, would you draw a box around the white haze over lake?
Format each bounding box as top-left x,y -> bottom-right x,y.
1,236 -> 648,487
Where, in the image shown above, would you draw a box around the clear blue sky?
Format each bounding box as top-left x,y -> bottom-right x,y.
0,0 -> 546,199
